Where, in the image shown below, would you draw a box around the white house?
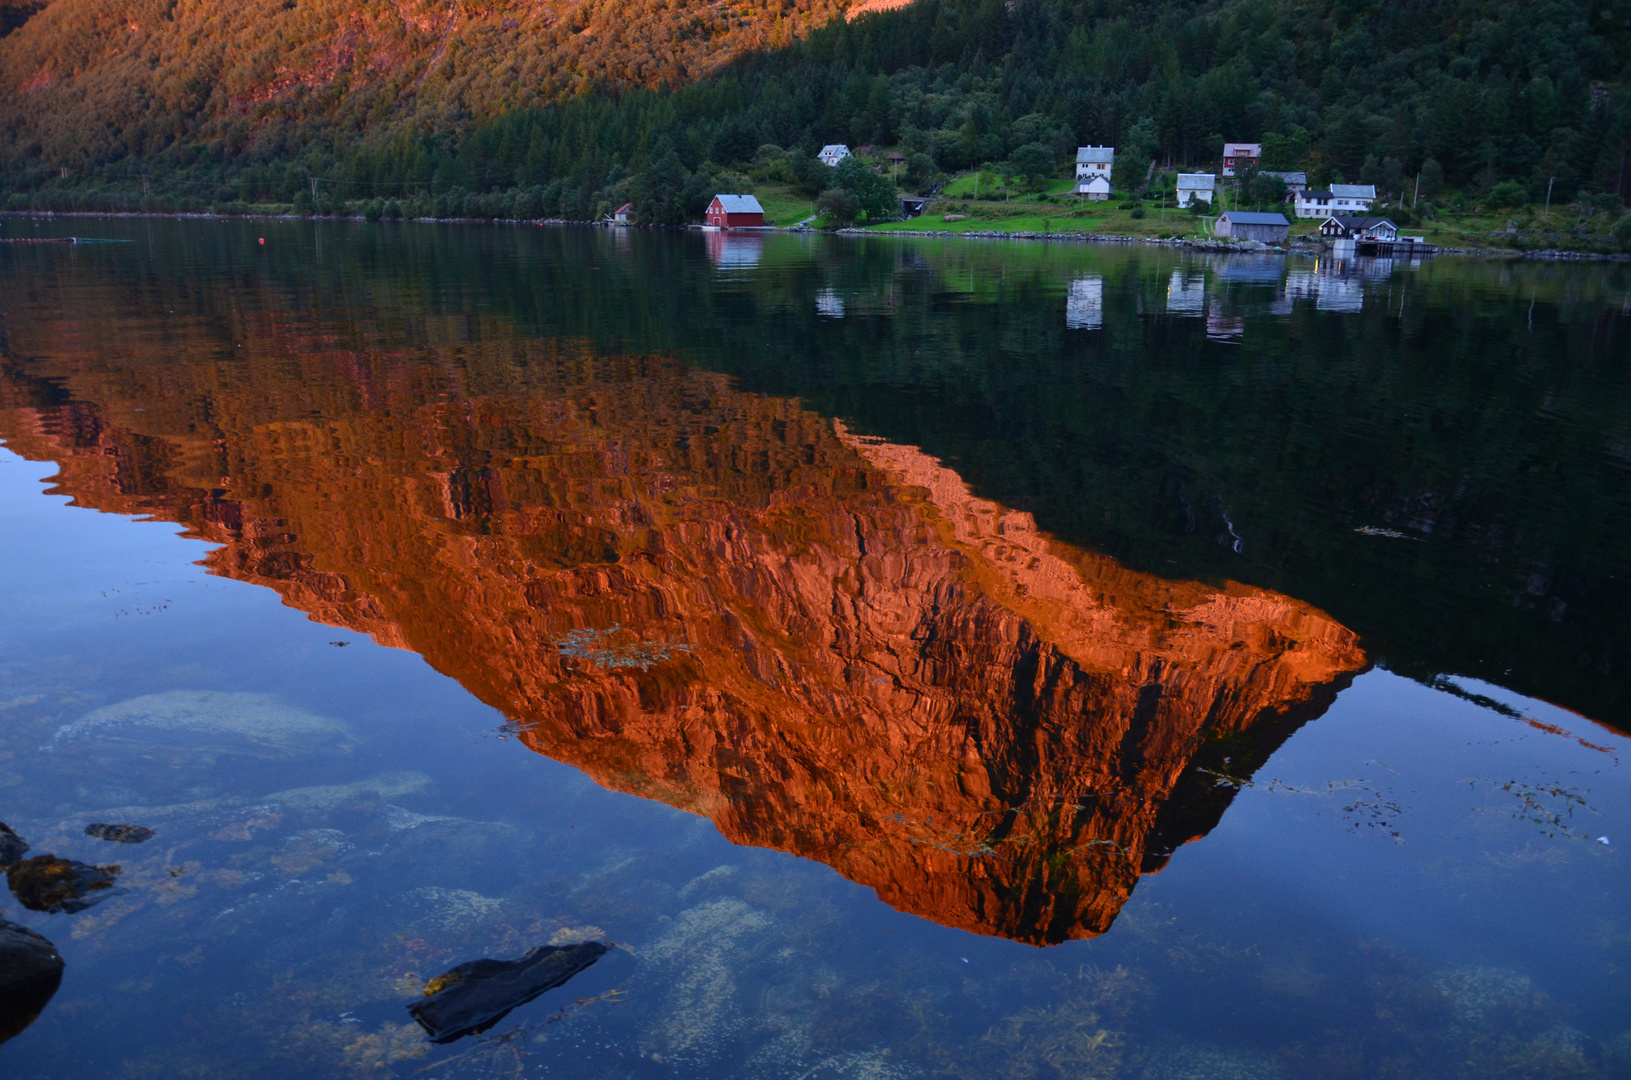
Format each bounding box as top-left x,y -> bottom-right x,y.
1294,189 -> 1333,217
818,144 -> 852,167
1075,146 -> 1114,181
1075,174 -> 1112,200
1296,183 -> 1375,218
1330,183 -> 1376,212
1175,173 -> 1216,207
1221,143 -> 1262,176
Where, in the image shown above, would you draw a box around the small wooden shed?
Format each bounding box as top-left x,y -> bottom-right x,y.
1215,210 -> 1290,243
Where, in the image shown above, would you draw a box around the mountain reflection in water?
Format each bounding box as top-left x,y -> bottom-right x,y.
0,343 -> 1365,944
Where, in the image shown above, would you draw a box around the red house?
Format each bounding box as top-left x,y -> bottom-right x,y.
705,194 -> 766,228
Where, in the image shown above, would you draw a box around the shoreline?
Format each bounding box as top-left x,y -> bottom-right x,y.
3,209 -> 1626,263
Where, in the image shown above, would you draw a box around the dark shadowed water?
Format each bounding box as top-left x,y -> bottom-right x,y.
0,217 -> 1628,1079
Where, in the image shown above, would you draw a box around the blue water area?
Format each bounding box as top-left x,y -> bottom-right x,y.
0,219 -> 1627,1079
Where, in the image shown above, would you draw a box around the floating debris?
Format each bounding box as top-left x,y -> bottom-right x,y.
84,823 -> 155,844
556,625 -> 693,671
0,823 -> 27,867
6,856 -> 124,914
1354,526 -> 1419,539
0,919 -> 64,1045
408,941 -> 608,1043
1473,780 -> 1596,839
1598,836 -> 1611,845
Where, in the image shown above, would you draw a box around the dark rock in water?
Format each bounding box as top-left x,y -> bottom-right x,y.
7,855 -> 123,913
0,823 -> 28,867
84,823 -> 155,844
408,941 -> 607,1043
0,919 -> 64,1045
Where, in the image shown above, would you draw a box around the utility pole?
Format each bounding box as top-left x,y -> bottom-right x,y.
310,177 -> 319,202
1545,175 -> 1555,213
142,175 -> 150,198
1414,172 -> 1420,207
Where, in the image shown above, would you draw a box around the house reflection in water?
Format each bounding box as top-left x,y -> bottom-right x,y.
1205,308 -> 1245,342
1066,277 -> 1103,329
1166,270 -> 1206,316
704,230 -> 764,269
0,341 -> 1367,946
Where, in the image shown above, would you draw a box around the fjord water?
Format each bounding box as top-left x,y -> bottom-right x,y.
0,218 -> 1628,1079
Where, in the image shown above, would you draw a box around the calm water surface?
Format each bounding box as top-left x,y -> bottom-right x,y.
0,218 -> 1629,1079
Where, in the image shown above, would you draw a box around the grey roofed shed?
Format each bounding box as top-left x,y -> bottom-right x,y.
1215,210 -> 1290,242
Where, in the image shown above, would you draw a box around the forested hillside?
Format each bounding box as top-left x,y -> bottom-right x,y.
2,0 -> 1628,221
0,0 -> 849,171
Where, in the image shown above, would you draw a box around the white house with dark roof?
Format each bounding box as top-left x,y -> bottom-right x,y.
1296,183 -> 1375,217
1221,143 -> 1262,176
817,144 -> 852,167
1175,173 -> 1216,207
1319,215 -> 1397,242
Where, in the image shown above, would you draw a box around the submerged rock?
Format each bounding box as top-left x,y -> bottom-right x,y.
53,690 -> 347,754
0,919 -> 64,1045
6,855 -> 123,913
84,823 -> 154,844
0,823 -> 27,866
407,941 -> 607,1043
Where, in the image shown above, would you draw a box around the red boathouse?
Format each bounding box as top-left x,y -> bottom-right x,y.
705,194 -> 766,228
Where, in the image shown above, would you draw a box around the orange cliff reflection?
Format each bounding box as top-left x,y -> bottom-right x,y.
0,341 -> 1367,944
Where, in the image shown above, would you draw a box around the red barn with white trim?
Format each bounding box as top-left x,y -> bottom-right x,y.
706,194 -> 765,228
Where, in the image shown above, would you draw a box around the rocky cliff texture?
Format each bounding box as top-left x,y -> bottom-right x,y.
0,339 -> 1366,943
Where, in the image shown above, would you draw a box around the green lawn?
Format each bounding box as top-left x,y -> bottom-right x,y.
938,170 -> 1019,199
867,213 -> 1102,234
865,201 -> 1215,240
750,183 -> 817,227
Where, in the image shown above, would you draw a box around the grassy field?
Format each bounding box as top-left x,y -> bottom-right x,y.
750,183 -> 817,227
863,197 -> 1218,240
847,170 -> 1626,251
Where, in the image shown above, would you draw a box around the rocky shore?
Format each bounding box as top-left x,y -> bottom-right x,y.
4,210 -> 1629,261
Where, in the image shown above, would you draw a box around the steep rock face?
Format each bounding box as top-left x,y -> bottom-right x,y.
0,343 -> 1365,943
